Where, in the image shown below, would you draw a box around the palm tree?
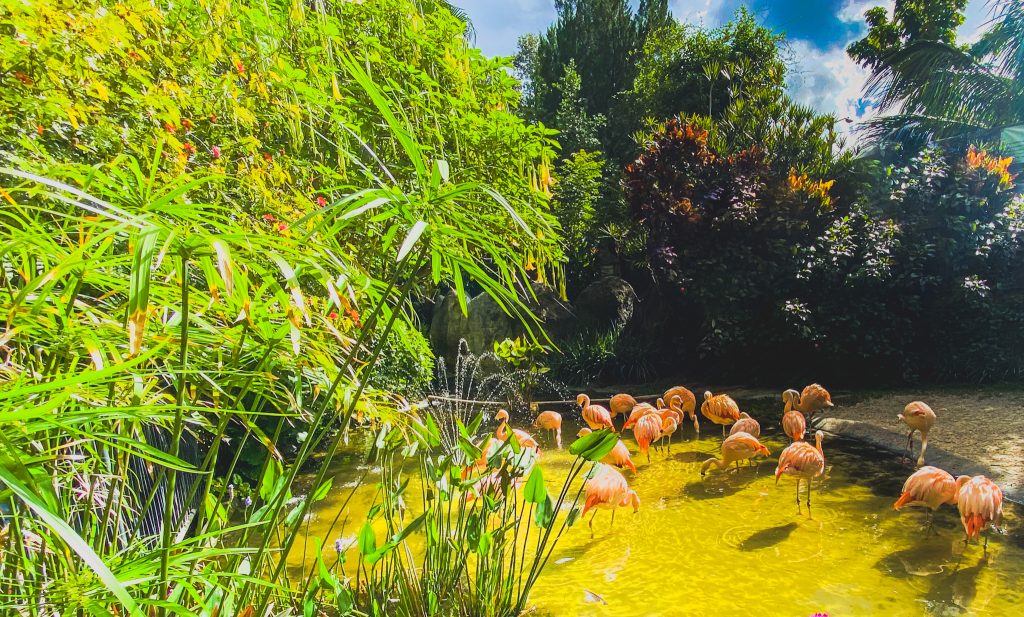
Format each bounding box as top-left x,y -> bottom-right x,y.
861,0 -> 1024,147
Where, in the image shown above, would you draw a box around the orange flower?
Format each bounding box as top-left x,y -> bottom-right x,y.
181,118 -> 193,130
163,121 -> 175,133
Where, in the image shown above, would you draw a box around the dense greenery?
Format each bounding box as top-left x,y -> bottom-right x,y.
0,0 -> 574,614
849,0 -> 1024,145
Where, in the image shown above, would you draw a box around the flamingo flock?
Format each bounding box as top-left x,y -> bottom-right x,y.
474,384 -> 1005,550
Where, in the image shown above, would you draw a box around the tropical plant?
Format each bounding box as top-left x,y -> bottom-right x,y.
849,0 -> 1024,146
0,1 -> 567,615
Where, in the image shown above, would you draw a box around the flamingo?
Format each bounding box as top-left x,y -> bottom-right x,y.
898,401 -> 936,468
494,409 -> 540,452
532,410 -> 562,449
893,466 -> 958,533
609,393 -> 638,421
782,390 -> 807,442
664,385 -> 699,432
700,391 -> 741,435
622,402 -> 656,430
955,475 -> 1003,549
578,428 -> 637,473
578,394 -> 615,432
788,384 -> 834,424
729,412 -> 760,438
581,465 -> 640,536
633,413 -> 663,463
775,430 -> 826,518
701,431 -> 770,475
658,416 -> 678,452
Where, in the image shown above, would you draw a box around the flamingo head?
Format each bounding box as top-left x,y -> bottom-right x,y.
955,475 -> 972,496
577,427 -> 592,438
576,393 -> 588,407
703,391 -> 713,401
782,389 -> 800,404
739,411 -> 751,419
669,395 -> 682,411
495,409 -> 510,423
814,430 -> 824,451
757,443 -> 771,457
656,397 -> 665,409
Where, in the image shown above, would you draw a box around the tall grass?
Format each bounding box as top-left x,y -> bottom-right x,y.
0,48 -> 559,617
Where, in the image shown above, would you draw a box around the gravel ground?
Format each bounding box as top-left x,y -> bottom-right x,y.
812,388 -> 1024,503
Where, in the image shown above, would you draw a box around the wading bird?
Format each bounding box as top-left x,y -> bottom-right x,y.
898,401 -> 937,468
956,475 -> 1003,550
658,416 -> 678,452
775,430 -> 826,518
532,410 -> 562,449
786,384 -> 834,424
701,431 -> 770,475
730,412 -> 761,438
622,402 -> 657,430
664,385 -> 699,432
782,390 -> 807,442
582,465 -> 640,536
495,409 -> 539,452
577,394 -> 615,432
634,413 -> 663,463
577,428 -> 637,473
609,393 -> 638,422
893,466 -> 958,533
701,391 -> 741,435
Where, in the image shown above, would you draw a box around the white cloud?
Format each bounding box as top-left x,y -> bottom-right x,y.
838,0 -> 894,24
671,0 -> 714,24
785,40 -> 875,141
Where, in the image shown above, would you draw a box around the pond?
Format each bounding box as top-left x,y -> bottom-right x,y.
289,397 -> 1023,616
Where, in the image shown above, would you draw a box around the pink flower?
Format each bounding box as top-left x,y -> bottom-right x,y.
328,311 -> 339,320
316,196 -> 327,207
277,222 -> 288,232
262,213 -> 276,222
211,146 -> 221,159
262,153 -> 272,162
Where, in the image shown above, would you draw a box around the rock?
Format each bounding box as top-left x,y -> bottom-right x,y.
429,283 -> 574,362
573,276 -> 636,330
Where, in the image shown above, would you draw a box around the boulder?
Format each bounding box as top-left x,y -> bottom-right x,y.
429,283 -> 574,362
573,276 -> 636,331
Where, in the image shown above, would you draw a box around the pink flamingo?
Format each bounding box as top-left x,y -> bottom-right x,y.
622,402 -> 656,430
532,410 -> 562,449
893,466 -> 958,533
658,416 -> 678,452
775,430 -> 826,518
729,411 -> 761,438
577,428 -> 637,473
787,384 -> 834,424
494,409 -> 540,451
898,401 -> 937,468
577,394 -> 615,432
664,386 -> 698,431
956,475 -> 1003,549
700,391 -> 741,435
782,390 -> 807,442
633,413 -> 663,463
609,393 -> 638,422
581,465 -> 640,536
701,431 -> 770,475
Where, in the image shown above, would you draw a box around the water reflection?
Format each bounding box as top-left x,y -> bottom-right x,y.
296,397 -> 1023,616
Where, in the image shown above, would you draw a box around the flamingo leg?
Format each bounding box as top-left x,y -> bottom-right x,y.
917,434 -> 928,468
589,511 -> 598,537
795,479 -> 802,515
610,507 -> 616,529
926,511 -> 935,536
721,424 -> 727,437
806,479 -> 813,521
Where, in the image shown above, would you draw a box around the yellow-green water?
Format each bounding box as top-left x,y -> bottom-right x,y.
291,407 -> 1023,616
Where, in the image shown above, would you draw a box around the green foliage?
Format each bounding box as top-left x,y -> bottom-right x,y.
358,410 -> 602,616
629,8 -> 787,124
847,0 -> 968,70
552,150 -> 604,286
625,114 -> 1024,383
548,327 -> 654,385
848,0 -> 1024,146
0,0 -> 567,614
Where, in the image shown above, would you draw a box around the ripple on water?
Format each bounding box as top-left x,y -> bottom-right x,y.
297,406 -> 1024,617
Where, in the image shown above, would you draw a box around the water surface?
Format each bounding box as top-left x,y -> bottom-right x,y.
292,400 -> 1022,616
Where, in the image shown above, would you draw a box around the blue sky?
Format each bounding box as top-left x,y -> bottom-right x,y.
461,1 -> 993,129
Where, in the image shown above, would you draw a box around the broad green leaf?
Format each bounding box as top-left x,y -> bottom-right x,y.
396,220 -> 428,263
523,465 -> 546,504
357,521 -> 376,559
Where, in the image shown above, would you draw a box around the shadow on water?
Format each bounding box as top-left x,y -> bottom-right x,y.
925,556 -> 987,614
874,536 -> 988,614
670,450 -> 709,464
738,522 -> 799,551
